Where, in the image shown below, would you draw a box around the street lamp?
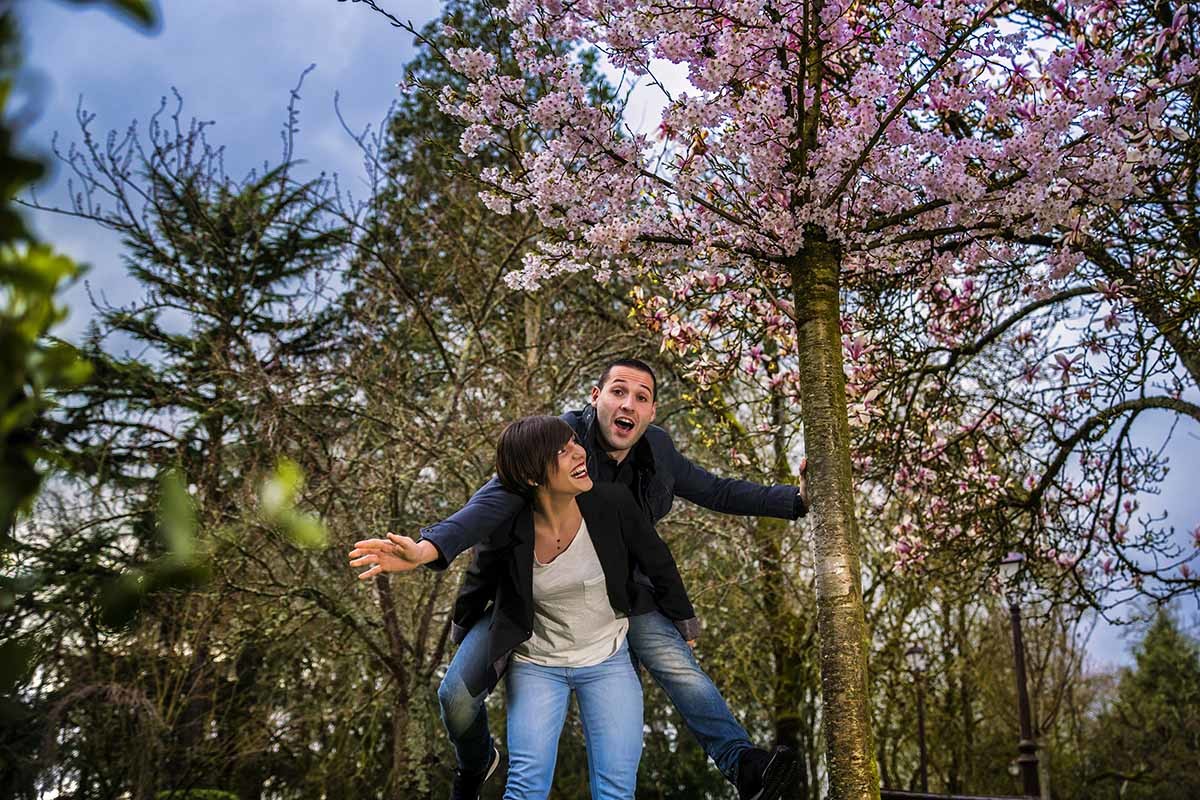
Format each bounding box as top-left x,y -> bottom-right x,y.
998,552 -> 1041,798
905,643 -> 929,793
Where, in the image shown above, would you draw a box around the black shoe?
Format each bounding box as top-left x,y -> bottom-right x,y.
450,743 -> 502,800
736,746 -> 800,800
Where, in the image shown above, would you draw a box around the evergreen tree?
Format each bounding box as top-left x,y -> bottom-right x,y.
22,78 -> 346,798
1080,613 -> 1200,800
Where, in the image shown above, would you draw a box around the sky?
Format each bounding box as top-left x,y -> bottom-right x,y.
15,0 -> 443,341
13,0 -> 1199,669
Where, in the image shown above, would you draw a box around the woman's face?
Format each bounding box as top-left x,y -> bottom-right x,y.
540,435 -> 593,497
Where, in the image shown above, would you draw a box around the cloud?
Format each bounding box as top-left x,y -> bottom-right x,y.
16,0 -> 442,340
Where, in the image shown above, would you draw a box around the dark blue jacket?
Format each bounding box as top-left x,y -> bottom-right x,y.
420,406 -> 804,570
450,483 -> 698,695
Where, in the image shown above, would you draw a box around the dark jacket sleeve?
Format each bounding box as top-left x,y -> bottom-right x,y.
615,489 -> 701,641
419,476 -> 527,570
449,524 -> 515,643
659,429 -> 805,520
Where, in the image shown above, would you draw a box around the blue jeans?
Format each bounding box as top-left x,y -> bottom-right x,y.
503,644 -> 642,799
438,611 -> 752,782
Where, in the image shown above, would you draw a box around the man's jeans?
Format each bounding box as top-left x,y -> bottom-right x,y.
504,643 -> 642,799
438,610 -> 752,782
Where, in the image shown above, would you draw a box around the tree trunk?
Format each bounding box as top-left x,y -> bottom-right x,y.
390,684 -> 413,800
789,234 -> 879,800
376,575 -> 414,798
762,382 -> 819,798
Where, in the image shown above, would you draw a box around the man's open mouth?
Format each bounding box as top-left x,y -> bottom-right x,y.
571,465 -> 588,479
614,416 -> 636,433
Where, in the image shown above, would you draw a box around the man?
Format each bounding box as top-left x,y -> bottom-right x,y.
350,358 -> 808,800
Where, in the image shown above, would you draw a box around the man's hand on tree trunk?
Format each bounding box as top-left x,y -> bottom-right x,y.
797,456 -> 809,516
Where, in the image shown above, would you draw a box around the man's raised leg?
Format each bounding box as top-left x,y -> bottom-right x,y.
438,615 -> 501,797
627,610 -> 798,800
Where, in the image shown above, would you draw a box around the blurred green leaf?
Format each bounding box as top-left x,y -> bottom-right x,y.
260,457 -> 302,516
33,340 -> 94,389
280,510 -> 328,550
98,570 -> 147,630
259,459 -> 328,548
0,244 -> 79,294
158,469 -> 196,561
0,639 -> 34,693
60,0 -> 157,28
152,557 -> 211,592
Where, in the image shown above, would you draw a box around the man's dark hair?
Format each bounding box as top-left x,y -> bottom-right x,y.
495,415 -> 576,500
597,358 -> 657,400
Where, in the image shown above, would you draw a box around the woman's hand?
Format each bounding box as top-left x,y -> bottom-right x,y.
348,533 -> 437,579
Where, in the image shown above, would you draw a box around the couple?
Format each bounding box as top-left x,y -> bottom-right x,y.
350,359 -> 809,800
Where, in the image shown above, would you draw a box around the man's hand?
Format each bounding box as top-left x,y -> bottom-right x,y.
348,533 -> 437,579
797,456 -> 809,514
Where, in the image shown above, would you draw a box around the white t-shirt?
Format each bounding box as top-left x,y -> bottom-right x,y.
513,518 -> 630,667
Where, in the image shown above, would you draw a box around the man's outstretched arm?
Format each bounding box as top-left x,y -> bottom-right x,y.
662,429 -> 809,519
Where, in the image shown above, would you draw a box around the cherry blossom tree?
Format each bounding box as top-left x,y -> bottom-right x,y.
420,0 -> 1172,796
626,0 -> 1200,608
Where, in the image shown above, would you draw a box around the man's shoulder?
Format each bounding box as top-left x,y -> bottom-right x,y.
641,424 -> 679,458
561,408 -> 588,433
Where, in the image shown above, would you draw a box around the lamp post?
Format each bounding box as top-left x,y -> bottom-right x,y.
999,552 -> 1041,798
905,643 -> 929,793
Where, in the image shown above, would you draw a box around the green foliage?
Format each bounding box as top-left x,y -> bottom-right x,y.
260,457 -> 328,549
1,0 -> 156,544
1078,613 -> 1200,800
97,470 -> 210,629
1,6 -> 157,798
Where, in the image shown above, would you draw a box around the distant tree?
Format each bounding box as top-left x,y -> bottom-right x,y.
1078,613 -> 1200,799
21,75 -> 343,797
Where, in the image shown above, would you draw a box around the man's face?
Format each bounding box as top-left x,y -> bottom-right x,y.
590,366 -> 657,456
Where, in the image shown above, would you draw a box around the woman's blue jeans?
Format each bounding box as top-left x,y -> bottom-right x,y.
438,610 -> 751,783
503,643 -> 642,799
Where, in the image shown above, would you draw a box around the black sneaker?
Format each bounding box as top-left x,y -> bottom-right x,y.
736,746 -> 800,800
450,743 -> 502,800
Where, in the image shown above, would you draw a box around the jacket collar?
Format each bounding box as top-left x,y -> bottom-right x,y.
508,494 -> 617,606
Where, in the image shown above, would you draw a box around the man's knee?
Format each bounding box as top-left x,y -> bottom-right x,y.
437,674 -> 482,728
630,615 -> 695,661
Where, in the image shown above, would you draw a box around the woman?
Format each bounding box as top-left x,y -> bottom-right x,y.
359,415 -> 697,799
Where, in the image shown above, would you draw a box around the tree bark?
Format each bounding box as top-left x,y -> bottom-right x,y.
789,234 -> 880,800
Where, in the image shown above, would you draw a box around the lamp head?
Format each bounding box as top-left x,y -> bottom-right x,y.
999,551 -> 1026,604
905,643 -> 928,673
998,551 -> 1025,584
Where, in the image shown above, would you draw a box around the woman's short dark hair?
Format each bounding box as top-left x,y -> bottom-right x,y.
495,416 -> 576,500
